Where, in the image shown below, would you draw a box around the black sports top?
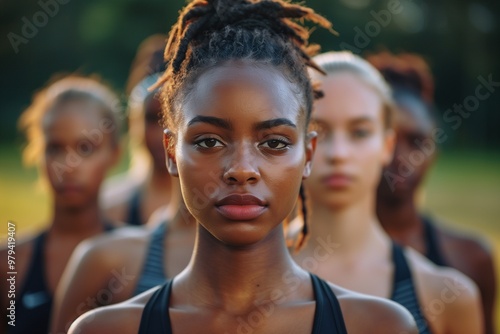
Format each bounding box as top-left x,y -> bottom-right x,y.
421,215 -> 448,267
390,242 -> 431,334
8,224 -> 114,334
127,188 -> 143,226
138,273 -> 348,334
133,222 -> 168,295
8,232 -> 51,334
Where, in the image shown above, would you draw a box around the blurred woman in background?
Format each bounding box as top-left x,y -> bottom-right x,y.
368,51 -> 496,334
101,34 -> 175,226
50,35 -> 198,333
291,51 -> 483,334
0,75 -> 121,334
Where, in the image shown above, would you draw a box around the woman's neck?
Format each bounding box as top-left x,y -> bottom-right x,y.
145,164 -> 172,194
376,197 -> 424,241
179,224 -> 308,312
50,200 -> 105,237
304,195 -> 389,260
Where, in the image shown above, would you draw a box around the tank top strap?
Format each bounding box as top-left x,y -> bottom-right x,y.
133,222 -> 168,295
20,231 -> 48,294
310,273 -> 348,334
138,280 -> 173,334
103,218 -> 117,232
390,242 -> 432,334
126,188 -> 143,226
139,275 -> 347,334
391,241 -> 411,282
421,215 -> 448,266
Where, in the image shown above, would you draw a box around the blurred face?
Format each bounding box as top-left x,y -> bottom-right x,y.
305,73 -> 394,210
143,93 -> 167,172
377,94 -> 435,202
43,100 -> 119,209
166,62 -> 315,246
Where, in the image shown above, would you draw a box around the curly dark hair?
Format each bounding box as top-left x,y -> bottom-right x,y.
365,51 -> 434,104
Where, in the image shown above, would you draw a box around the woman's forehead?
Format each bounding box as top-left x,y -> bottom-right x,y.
182,62 -> 304,124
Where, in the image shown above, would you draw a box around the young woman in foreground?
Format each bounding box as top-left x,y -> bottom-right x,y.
69,0 -> 417,333
291,51 -> 483,334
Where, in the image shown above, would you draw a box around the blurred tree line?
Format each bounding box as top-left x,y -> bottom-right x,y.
1,0 -> 499,149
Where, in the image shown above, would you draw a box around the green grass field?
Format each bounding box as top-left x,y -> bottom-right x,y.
1,143 -> 499,326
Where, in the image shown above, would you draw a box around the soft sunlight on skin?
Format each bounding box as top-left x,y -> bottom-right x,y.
171,64 -> 312,246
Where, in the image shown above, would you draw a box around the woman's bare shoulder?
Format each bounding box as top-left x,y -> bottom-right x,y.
68,286 -> 161,334
67,226 -> 152,277
406,246 -> 484,331
405,247 -> 479,299
77,226 -> 151,257
328,282 -> 418,334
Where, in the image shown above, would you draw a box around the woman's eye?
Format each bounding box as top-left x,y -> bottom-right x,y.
46,144 -> 63,155
260,139 -> 289,150
409,135 -> 424,148
352,129 -> 370,138
196,138 -> 224,148
310,121 -> 329,142
316,129 -> 328,142
145,113 -> 161,124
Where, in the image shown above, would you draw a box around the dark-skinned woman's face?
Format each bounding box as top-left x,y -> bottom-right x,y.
165,62 -> 315,246
378,93 -> 435,202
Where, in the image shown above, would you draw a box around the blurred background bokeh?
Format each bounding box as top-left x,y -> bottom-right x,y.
1,0 -> 499,326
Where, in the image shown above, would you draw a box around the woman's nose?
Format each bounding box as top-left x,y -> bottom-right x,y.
223,144 -> 261,185
324,132 -> 350,163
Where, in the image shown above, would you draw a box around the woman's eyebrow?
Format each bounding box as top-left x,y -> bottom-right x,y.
187,115 -> 232,130
186,116 -> 296,131
254,118 -> 296,131
349,116 -> 375,125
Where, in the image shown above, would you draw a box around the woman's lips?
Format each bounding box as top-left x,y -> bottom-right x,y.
322,174 -> 354,188
216,205 -> 267,221
215,194 -> 267,221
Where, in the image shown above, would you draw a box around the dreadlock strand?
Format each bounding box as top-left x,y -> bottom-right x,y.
182,5 -> 213,29
172,14 -> 212,72
296,182 -> 310,251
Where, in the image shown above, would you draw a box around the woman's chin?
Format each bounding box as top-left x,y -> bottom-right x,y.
207,223 -> 276,248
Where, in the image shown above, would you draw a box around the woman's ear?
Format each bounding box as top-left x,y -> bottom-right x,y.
382,128 -> 396,166
303,131 -> 317,179
163,129 -> 178,177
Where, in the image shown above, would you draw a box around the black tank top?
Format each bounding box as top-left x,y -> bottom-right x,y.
138,273 -> 347,334
390,242 -> 431,334
8,224 -> 115,334
127,188 -> 143,226
133,222 -> 168,295
8,232 -> 51,334
421,215 -> 448,267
